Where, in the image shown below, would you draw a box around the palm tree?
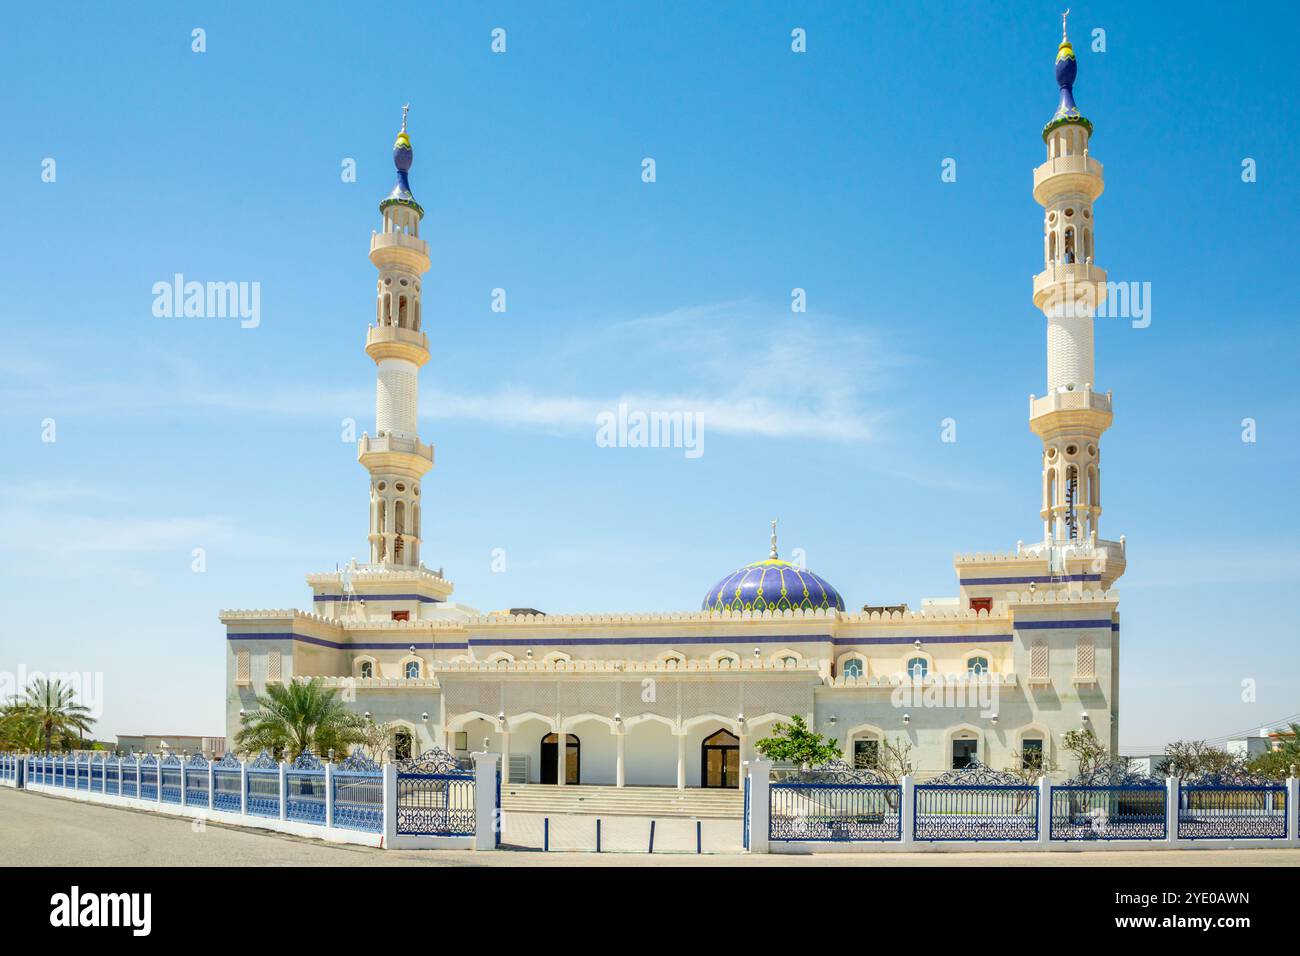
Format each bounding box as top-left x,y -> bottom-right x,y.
5,677 -> 95,752
234,679 -> 365,758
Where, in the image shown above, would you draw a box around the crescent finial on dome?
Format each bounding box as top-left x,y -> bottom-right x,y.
770,518 -> 779,560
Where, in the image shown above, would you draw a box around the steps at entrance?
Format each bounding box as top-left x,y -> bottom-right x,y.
501,784 -> 744,818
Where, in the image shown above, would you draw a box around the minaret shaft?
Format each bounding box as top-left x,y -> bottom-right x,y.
1028,29 -> 1113,550
358,116 -> 433,568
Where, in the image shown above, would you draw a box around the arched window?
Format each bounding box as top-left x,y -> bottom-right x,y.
967,656 -> 989,676
1021,737 -> 1045,770
842,658 -> 864,679
394,729 -> 412,761
907,657 -> 928,680
398,295 -> 408,328
359,660 -> 373,679
404,660 -> 420,680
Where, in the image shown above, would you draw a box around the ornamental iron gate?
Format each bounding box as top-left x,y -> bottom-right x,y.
1177,772 -> 1287,840
396,748 -> 476,836
769,761 -> 902,841
1049,766 -> 1166,841
914,762 -> 1038,841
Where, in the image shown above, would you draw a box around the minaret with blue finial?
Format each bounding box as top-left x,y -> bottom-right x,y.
1027,12 -> 1121,577
358,105 -> 434,568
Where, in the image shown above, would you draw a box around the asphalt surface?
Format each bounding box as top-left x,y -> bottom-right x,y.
4,788 -> 1299,867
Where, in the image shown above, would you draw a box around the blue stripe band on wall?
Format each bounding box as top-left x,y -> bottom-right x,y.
959,574 -> 1102,585
312,594 -> 443,603
228,631 -> 1014,649
1014,619 -> 1112,630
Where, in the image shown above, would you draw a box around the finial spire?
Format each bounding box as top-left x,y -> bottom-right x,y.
401,103 -> 410,134
1061,8 -> 1070,42
769,519 -> 779,560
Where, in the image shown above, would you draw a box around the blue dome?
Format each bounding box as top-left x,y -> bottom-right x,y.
702,558 -> 845,613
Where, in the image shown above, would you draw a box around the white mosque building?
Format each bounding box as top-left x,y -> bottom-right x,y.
223,25 -> 1125,787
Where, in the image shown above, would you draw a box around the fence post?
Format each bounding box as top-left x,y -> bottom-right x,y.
1037,776 -> 1051,848
156,758 -> 163,806
180,760 -> 187,807
471,752 -> 500,850
278,760 -> 288,821
239,760 -> 248,816
325,760 -> 335,829
900,774 -> 915,849
381,762 -> 397,847
746,759 -> 772,853
1165,776 -> 1179,846
1287,776 -> 1299,846
135,759 -> 141,802
207,760 -> 215,809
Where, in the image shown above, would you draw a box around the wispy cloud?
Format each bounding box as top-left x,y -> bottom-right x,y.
0,301 -> 902,443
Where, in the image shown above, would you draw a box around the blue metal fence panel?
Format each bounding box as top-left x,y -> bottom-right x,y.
105,760 -> 120,794
396,772 -> 475,835
76,759 -> 90,791
286,770 -> 327,823
121,761 -> 138,798
333,770 -> 383,832
770,782 -> 903,841
1050,785 -> 1166,840
1178,781 -> 1287,840
140,759 -> 159,800
160,757 -> 182,804
212,765 -> 242,811
90,759 -> 105,793
184,759 -> 210,807
914,784 -> 1039,841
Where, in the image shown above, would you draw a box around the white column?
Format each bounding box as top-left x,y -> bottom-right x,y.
556,730 -> 567,787
180,761 -> 187,807
747,759 -> 772,853
207,761 -> 215,809
239,761 -> 247,816
1037,776 -> 1052,848
1288,776 -> 1299,846
135,759 -> 142,801
615,732 -> 626,788
900,774 -> 915,849
499,731 -> 511,785
382,762 -> 397,846
471,752 -> 500,850
737,733 -> 748,790
325,761 -> 335,829
1166,776 -> 1179,846
676,733 -> 687,790
278,760 -> 288,821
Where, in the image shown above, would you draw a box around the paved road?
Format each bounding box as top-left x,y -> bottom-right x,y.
4,788 -> 1299,867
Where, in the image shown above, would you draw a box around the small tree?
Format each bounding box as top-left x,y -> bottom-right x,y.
754,715 -> 841,769
1062,728 -> 1109,776
1005,747 -> 1060,785
1157,740 -> 1242,779
1246,750 -> 1295,781
356,717 -> 397,763
874,736 -> 915,783
234,679 -> 365,758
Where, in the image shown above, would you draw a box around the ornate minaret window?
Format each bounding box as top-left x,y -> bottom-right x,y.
358,107 -> 434,568
1029,14 -> 1113,551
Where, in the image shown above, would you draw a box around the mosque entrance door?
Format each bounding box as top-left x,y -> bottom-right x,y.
701,729 -> 740,788
540,733 -> 580,785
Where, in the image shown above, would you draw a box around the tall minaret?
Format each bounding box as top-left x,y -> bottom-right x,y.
1030,13 -> 1111,550
359,106 -> 433,567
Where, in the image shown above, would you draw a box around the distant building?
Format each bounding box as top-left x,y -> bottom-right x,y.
1226,728 -> 1275,761
117,735 -> 225,758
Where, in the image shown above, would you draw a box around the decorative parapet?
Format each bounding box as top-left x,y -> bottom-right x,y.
431,657 -> 826,675
1004,587 -> 1118,606
306,564 -> 452,589
310,676 -> 441,690
827,672 -> 1018,689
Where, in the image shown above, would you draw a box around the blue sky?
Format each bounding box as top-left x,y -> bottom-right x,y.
1,1 -> 1297,751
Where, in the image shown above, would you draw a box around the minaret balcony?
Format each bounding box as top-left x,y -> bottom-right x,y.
358,432 -> 435,477
1028,386 -> 1113,437
1033,154 -> 1104,204
1032,261 -> 1108,311
369,230 -> 431,272
366,324 -> 430,366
